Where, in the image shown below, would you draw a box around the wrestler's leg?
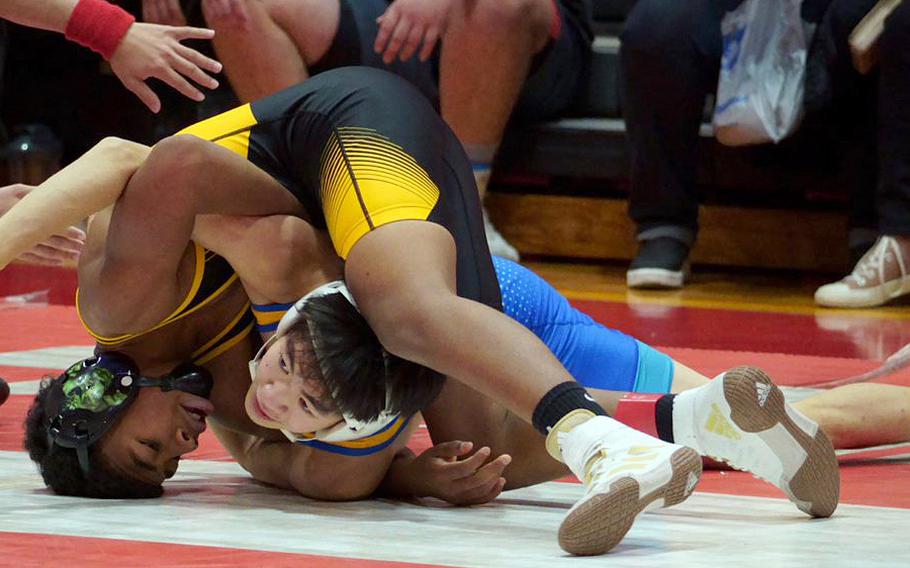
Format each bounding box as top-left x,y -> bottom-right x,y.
203,0 -> 339,102
671,363 -> 709,392
425,258 -> 835,513
423,380 -> 679,489
793,384 -> 910,448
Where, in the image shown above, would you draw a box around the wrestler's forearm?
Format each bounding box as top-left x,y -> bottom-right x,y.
192,215 -> 342,305
0,138 -> 150,269
212,422 -> 393,501
0,0 -> 77,32
375,448 -> 429,500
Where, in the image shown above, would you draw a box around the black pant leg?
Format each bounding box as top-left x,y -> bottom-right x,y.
877,1 -> 910,235
620,0 -> 743,240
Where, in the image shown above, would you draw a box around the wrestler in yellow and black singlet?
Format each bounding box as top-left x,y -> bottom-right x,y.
177,66 -> 501,312
76,244 -> 255,366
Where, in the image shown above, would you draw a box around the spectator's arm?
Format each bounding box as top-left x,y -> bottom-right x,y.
0,0 -> 222,113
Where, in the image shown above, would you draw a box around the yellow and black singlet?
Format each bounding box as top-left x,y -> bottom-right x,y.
77,244 -> 255,365
177,66 -> 501,311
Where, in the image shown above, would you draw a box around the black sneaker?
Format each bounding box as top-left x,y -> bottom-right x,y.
626,237 -> 691,289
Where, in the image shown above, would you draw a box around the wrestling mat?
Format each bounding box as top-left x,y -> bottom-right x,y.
1,264 -> 908,567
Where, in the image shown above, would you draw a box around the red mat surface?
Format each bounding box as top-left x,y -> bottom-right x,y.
0,533 -> 441,568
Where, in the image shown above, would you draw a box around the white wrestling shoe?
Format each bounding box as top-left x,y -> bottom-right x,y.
673,367 -> 840,517
553,414 -> 702,556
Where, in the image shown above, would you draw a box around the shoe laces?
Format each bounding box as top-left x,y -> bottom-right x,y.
848,237 -> 906,287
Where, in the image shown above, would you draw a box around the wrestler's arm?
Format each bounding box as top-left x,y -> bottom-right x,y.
192,214 -> 342,305
0,137 -> 150,270
209,421 -> 402,501
81,136 -> 302,328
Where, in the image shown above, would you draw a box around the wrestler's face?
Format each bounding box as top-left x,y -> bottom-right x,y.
99,387 -> 213,485
246,335 -> 342,434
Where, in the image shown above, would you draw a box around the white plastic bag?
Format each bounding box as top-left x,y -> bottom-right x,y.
713,0 -> 808,146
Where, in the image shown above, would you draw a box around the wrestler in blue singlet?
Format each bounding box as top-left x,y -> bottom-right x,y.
493,257 -> 674,394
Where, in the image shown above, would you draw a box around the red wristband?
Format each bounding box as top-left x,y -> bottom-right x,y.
64,0 -> 136,60
613,393 -> 662,438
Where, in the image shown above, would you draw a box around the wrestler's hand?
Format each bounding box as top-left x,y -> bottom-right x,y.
374,0 -> 455,63
201,0 -> 252,31
109,22 -> 222,113
142,0 -> 187,26
409,441 -> 511,505
0,184 -> 85,266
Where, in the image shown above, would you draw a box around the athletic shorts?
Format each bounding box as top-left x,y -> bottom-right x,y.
311,0 -> 591,121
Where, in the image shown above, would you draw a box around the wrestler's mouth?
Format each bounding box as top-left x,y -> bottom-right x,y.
181,397 -> 214,436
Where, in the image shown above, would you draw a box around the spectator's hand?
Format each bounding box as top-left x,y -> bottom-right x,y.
374,0 -> 454,64
201,0 -> 252,31
109,23 -> 223,113
142,0 -> 187,27
0,184 -> 85,266
408,441 -> 510,505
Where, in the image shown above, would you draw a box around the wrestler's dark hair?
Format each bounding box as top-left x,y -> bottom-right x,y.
23,375 -> 164,499
286,293 -> 444,422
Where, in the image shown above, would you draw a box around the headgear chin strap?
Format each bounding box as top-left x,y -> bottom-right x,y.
45,352 -> 214,476
247,281 -> 400,444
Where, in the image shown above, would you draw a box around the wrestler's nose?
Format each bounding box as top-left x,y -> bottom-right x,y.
259,380 -> 291,417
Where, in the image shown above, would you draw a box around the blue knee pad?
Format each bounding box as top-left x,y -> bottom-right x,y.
632,341 -> 674,394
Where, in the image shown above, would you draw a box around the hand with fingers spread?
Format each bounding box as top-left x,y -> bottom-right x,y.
201,0 -> 252,30
142,0 -> 187,26
374,0 -> 456,64
0,184 -> 85,267
394,441 -> 511,506
109,22 -> 223,113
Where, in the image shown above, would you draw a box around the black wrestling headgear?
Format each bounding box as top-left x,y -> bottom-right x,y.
44,352 -> 213,475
